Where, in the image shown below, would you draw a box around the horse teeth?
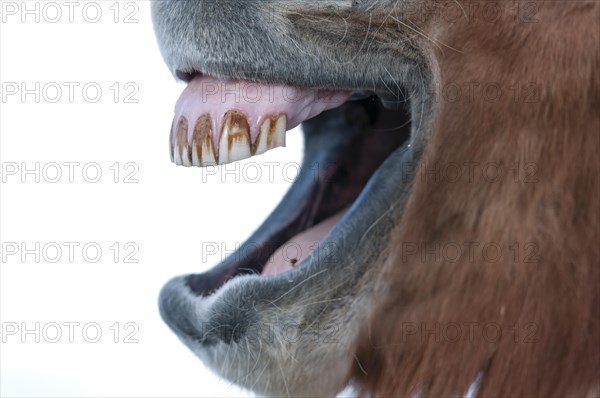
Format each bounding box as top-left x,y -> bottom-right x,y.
173,116 -> 189,166
170,112 -> 288,167
169,119 -> 175,163
178,117 -> 192,167
192,114 -> 217,167
253,114 -> 287,156
218,111 -> 252,165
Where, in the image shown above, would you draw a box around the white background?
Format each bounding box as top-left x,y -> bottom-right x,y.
0,1 -> 304,396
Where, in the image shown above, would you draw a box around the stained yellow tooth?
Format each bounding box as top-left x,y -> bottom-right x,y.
174,117 -> 189,166
254,118 -> 272,156
169,119 -> 176,163
191,139 -> 200,166
253,114 -> 287,156
181,121 -> 193,167
218,111 -> 251,164
271,114 -> 287,149
201,137 -> 217,166
192,114 -> 217,167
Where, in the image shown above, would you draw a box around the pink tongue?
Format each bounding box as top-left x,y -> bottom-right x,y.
262,208 -> 348,276
173,76 -> 350,157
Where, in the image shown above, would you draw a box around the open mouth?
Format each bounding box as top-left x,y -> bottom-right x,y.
169,73 -> 413,296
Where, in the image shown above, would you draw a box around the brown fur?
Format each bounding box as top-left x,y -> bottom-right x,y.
352,1 -> 600,396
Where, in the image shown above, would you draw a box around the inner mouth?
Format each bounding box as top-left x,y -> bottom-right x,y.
171,74 -> 412,296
